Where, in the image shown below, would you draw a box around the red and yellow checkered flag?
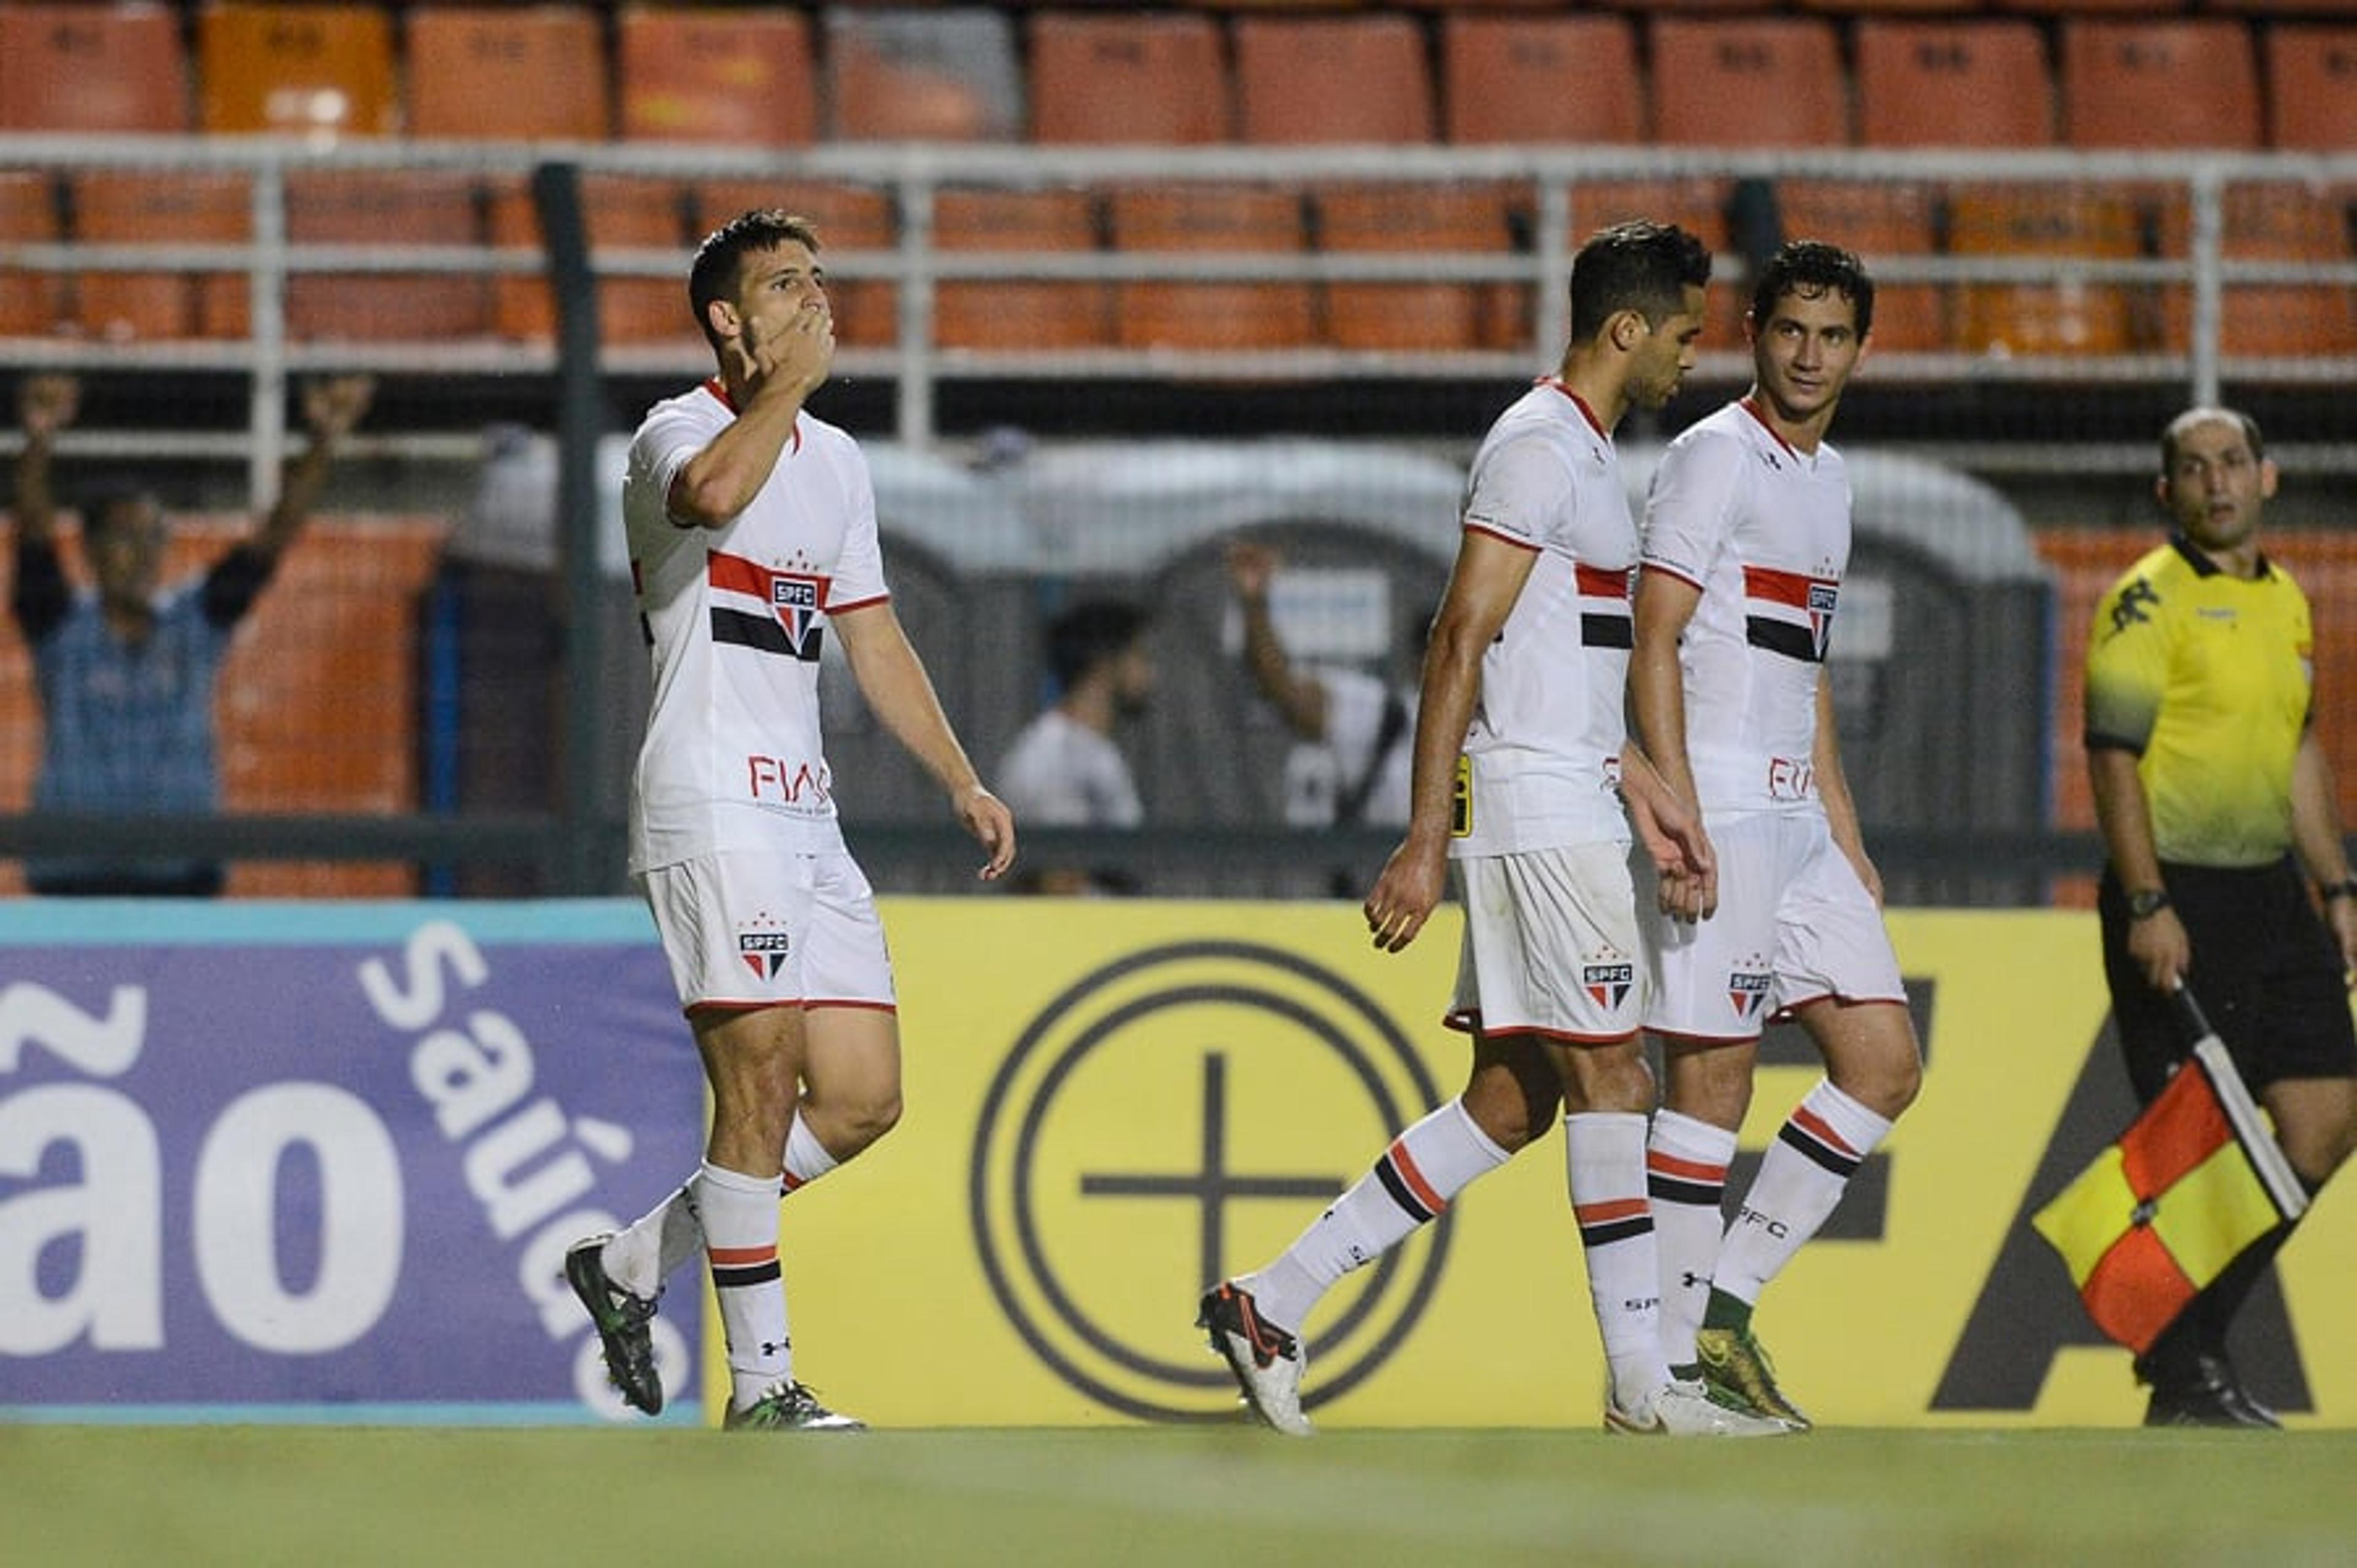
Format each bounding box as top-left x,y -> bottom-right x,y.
2033,987 -> 2309,1355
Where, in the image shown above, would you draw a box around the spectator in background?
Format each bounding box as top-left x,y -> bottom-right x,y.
8,370 -> 375,895
1226,539 -> 1418,833
2085,406 -> 2357,1427
997,597 -> 1154,893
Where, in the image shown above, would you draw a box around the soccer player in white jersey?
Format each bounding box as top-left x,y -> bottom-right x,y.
563,211 -> 1016,1431
1629,241 -> 1924,1431
1202,222 -> 1784,1437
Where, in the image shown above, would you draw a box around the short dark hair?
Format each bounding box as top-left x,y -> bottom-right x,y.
2160,406 -> 2266,473
77,482 -> 162,543
1568,220 -> 1713,342
1749,239 -> 1875,341
687,209 -> 824,347
1045,599 -> 1148,690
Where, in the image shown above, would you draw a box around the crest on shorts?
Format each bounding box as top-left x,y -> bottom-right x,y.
738,917 -> 791,981
1582,958 -> 1635,1011
1727,968 -> 1771,1022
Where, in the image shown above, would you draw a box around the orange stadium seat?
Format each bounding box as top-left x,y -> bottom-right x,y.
1107,184 -> 1315,352
1649,18 -> 1848,148
71,172 -> 250,341
197,2 -> 398,139
1234,15 -> 1434,145
1440,15 -> 1641,145
406,6 -> 610,141
2061,20 -> 2259,150
1853,20 -> 2053,149
692,181 -> 898,347
1949,186 -> 2146,357
1772,182 -> 1946,352
1995,0 -> 2180,14
1317,183 -> 1520,353
2155,186 -> 2357,359
0,2 -> 190,131
617,6 -> 818,147
2262,26 -> 2357,151
492,176 -> 691,345
285,171 -> 490,342
934,187 -> 1110,351
1028,11 -> 1228,145
0,172 -> 64,338
825,7 -> 1022,143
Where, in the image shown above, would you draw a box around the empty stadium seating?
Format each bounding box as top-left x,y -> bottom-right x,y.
0,2 -> 190,132
0,172 -> 63,337
1107,184 -> 1316,352
1650,17 -> 1848,147
1027,10 -> 1228,145
1853,20 -> 2054,148
1439,14 -> 1642,146
1233,15 -> 1433,145
933,187 -> 1110,350
2060,20 -> 2261,150
2262,25 -> 2357,150
71,171 -> 251,341
198,1 -> 398,139
617,5 -> 818,147
824,7 -> 1023,144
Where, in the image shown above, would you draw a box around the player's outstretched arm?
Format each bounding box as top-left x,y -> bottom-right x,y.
254,374 -> 374,562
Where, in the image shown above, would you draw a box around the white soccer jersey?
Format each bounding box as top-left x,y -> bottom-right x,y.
1640,398 -> 1851,818
622,380 -> 890,873
1452,380 -> 1639,858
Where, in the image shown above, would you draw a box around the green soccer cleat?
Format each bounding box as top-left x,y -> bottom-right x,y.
722,1381 -> 867,1432
1694,1323 -> 1813,1432
564,1234 -> 664,1416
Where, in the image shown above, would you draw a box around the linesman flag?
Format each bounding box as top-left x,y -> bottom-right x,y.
2033,986 -> 2310,1356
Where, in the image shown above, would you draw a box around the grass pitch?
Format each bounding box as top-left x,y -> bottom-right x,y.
9,1424 -> 2355,1567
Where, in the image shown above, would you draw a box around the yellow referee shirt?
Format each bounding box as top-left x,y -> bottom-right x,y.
2085,536 -> 2314,868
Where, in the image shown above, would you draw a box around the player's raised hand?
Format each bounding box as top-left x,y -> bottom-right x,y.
301,374 -> 375,441
1226,539 -> 1279,598
743,297 -> 835,401
18,373 -> 79,441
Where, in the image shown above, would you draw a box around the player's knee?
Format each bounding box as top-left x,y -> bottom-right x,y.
1833,1043 -> 1921,1121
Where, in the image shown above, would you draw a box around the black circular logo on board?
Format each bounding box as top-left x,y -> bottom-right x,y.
969,940 -> 1449,1421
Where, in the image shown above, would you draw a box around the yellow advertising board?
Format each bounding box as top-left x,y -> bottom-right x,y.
732,902 -> 2357,1428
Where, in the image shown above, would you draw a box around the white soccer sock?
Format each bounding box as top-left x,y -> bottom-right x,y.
1245,1098 -> 1509,1335
1647,1109 -> 1737,1366
1714,1079 -> 1892,1307
1565,1111 -> 1668,1410
695,1160 -> 794,1409
603,1180 -> 703,1300
781,1109 -> 840,1194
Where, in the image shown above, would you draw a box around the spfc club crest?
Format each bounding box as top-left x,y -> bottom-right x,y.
1727,970 -> 1771,1022
1582,959 -> 1635,1011
740,927 -> 791,981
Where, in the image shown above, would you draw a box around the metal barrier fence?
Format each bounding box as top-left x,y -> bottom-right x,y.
1,140 -> 2352,899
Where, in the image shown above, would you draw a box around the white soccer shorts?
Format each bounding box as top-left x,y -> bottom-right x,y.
637,848 -> 896,1014
1447,841 -> 1646,1043
1638,809 -> 1905,1042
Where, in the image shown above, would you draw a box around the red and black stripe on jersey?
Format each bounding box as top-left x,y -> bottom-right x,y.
708,551 -> 827,662
1741,564 -> 1836,665
1577,562 -> 1635,650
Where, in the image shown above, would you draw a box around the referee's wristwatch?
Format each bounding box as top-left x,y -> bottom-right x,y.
2321,876 -> 2357,905
2126,887 -> 2172,921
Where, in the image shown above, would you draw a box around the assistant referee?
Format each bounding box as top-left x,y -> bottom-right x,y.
2085,405 -> 2357,1428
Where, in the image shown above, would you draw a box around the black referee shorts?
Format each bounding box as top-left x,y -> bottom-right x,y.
2099,857 -> 2357,1103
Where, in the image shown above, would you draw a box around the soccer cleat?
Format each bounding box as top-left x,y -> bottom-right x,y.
1605,1378 -> 1797,1437
1197,1281 -> 1311,1437
564,1234 -> 664,1416
722,1381 -> 867,1432
2143,1356 -> 2282,1430
1694,1323 -> 1813,1432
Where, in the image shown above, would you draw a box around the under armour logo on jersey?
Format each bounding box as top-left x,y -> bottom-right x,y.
1728,970 -> 1771,1021
1583,959 -> 1636,1011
